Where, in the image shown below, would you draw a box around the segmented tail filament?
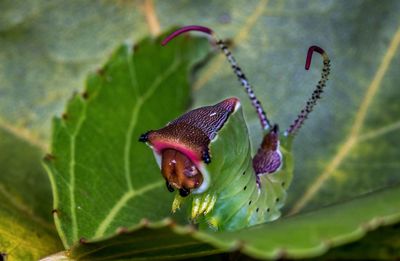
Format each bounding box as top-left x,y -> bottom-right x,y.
162,25 -> 271,130
163,26 -> 331,135
285,46 -> 331,136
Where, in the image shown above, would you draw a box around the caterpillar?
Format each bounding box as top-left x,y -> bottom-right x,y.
139,25 -> 330,231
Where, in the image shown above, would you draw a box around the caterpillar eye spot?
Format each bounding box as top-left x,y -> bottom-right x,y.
243,186 -> 247,191
248,201 -> 252,206
267,208 -> 270,212
242,171 -> 246,175
256,208 -> 259,212
276,198 -> 280,202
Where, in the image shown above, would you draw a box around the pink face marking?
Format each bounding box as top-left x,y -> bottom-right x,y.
151,139 -> 202,166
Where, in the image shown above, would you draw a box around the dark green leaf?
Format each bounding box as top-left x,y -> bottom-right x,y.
318,223 -> 400,260
44,32 -> 209,247
69,185 -> 400,260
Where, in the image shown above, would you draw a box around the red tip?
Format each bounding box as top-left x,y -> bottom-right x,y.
305,45 -> 325,70
161,25 -> 213,46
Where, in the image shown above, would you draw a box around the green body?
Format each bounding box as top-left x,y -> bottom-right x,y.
178,106 -> 294,230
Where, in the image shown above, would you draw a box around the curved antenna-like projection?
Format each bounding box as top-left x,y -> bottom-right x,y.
285,46 -> 331,136
162,25 -> 271,130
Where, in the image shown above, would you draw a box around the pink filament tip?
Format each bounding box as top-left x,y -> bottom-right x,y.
161,25 -> 213,46
305,45 -> 325,70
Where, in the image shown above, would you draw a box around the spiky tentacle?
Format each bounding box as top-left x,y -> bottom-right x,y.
285,46 -> 331,136
162,25 -> 271,130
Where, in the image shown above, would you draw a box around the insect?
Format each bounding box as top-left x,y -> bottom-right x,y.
139,25 -> 330,230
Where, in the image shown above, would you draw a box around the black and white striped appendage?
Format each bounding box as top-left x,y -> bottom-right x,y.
160,25 -> 271,130
285,53 -> 331,136
216,40 -> 271,130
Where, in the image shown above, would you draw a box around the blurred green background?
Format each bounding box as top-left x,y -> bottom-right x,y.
0,0 -> 399,260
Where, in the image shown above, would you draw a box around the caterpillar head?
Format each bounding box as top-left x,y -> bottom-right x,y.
139,97 -> 240,197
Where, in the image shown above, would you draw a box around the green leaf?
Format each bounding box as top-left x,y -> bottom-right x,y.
3,1 -> 399,259
69,185 -> 400,260
0,128 -> 62,260
0,1 -> 147,143
318,223 -> 400,260
44,32 -> 209,248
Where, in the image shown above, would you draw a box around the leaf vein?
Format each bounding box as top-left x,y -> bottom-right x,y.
0,118 -> 47,151
124,57 -> 181,190
69,99 -> 88,242
94,181 -> 163,238
288,25 -> 400,215
0,184 -> 55,232
357,119 -> 400,143
87,241 -> 206,261
193,0 -> 269,90
143,0 -> 161,36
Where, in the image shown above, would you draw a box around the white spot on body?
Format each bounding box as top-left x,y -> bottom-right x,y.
153,150 -> 162,168
209,112 -> 217,117
275,141 -> 283,172
234,100 -> 241,112
168,159 -> 176,166
193,164 -> 210,194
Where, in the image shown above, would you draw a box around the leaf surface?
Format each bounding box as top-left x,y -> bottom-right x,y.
0,1 -> 146,144
44,32 -> 209,247
0,128 -> 62,260
2,1 -> 400,260
318,223 -> 400,260
69,185 -> 400,260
